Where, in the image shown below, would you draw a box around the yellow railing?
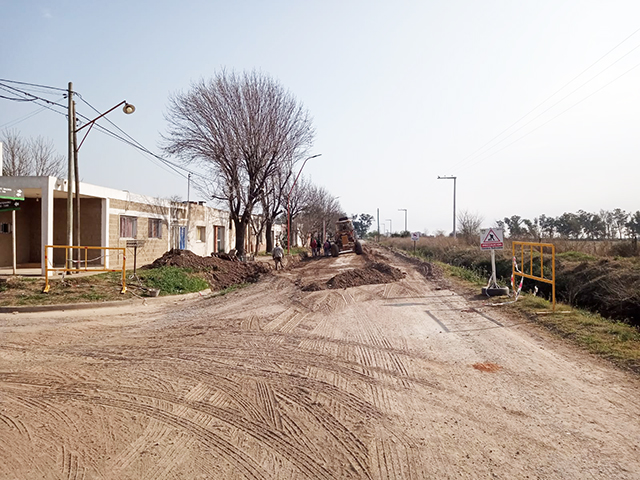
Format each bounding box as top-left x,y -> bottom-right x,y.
512,241 -> 556,311
43,245 -> 127,294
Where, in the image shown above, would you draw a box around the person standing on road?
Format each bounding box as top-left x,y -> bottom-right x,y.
272,242 -> 284,270
310,237 -> 318,257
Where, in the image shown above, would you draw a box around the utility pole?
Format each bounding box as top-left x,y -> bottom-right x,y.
398,208 -> 407,233
386,219 -> 392,236
186,173 -> 191,251
437,176 -> 457,239
73,100 -> 80,258
67,82 -> 74,270
377,208 -> 380,242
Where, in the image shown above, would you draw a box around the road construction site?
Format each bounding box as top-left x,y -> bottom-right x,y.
1,244 -> 639,479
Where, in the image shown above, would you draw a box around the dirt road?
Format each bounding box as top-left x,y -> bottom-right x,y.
1,246 -> 639,479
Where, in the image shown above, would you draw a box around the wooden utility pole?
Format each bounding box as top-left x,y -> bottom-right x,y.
73,100 -> 80,256
67,82 -> 74,269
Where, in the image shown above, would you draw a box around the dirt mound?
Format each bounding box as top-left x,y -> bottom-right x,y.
146,249 -> 271,291
327,262 -> 405,289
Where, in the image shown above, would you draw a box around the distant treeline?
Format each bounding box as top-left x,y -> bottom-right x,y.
499,209 -> 640,240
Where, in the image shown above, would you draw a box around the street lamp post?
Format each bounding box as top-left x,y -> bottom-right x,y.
68,93 -> 135,265
437,176 -> 457,238
398,208 -> 407,233
287,154 -> 321,255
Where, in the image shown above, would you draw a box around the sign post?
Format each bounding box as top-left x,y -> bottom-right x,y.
411,231 -> 420,252
480,228 -> 507,296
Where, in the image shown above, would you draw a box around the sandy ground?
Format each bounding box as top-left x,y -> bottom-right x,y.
1,245 -> 639,479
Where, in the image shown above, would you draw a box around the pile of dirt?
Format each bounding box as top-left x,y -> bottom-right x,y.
327,262 -> 405,289
389,247 -> 449,289
146,249 -> 271,291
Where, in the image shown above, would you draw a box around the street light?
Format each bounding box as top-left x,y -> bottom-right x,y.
437,175 -> 457,239
287,153 -> 321,255
66,81 -> 135,265
398,208 -> 407,233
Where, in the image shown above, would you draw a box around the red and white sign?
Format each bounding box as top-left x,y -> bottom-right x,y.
411,232 -> 420,242
480,228 -> 504,250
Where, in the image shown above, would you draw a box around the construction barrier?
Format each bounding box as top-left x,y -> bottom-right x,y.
512,241 -> 555,311
43,245 -> 127,294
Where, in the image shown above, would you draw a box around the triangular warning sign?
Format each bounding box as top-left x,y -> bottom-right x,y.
483,228 -> 499,243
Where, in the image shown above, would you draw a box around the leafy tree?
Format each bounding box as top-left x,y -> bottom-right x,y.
163,70 -> 314,256
503,215 -> 525,237
352,213 -> 374,238
611,208 -> 629,239
538,214 -> 556,238
555,212 -> 582,239
523,217 -> 540,239
578,210 -> 605,239
626,211 -> 640,240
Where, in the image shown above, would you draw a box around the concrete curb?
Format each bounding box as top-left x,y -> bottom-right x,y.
0,289 -> 212,314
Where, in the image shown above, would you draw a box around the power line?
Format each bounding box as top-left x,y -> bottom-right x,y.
0,105 -> 49,129
460,59 -> 640,171
0,78 -> 68,93
449,25 -> 640,172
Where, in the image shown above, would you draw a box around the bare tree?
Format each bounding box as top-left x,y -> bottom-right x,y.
30,136 -> 65,176
457,210 -> 484,244
1,130 -> 65,177
297,183 -> 343,243
260,162 -> 293,253
163,70 -> 314,256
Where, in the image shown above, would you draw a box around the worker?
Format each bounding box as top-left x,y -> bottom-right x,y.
272,242 -> 284,270
323,239 -> 331,256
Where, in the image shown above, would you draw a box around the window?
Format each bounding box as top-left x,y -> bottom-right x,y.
0,223 -> 11,234
120,216 -> 137,238
197,226 -> 206,243
216,226 -> 225,252
148,218 -> 162,239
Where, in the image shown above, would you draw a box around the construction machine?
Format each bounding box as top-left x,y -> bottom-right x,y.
331,217 -> 363,256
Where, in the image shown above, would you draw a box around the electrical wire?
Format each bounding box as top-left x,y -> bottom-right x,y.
449,25 -> 640,173
0,105 -> 50,129
0,78 -> 68,93
460,59 -> 640,171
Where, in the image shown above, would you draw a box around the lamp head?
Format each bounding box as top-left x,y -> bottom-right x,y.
123,103 -> 135,114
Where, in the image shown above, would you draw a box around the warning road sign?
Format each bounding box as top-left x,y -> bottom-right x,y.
480,228 -> 504,250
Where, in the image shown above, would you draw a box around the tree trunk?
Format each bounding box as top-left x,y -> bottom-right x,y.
233,217 -> 246,257
265,219 -> 274,253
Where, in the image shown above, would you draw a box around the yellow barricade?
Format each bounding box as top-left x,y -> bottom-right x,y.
512,241 -> 556,311
43,245 -> 127,294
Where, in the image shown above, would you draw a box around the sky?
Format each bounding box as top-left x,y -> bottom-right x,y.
1,0 -> 639,235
